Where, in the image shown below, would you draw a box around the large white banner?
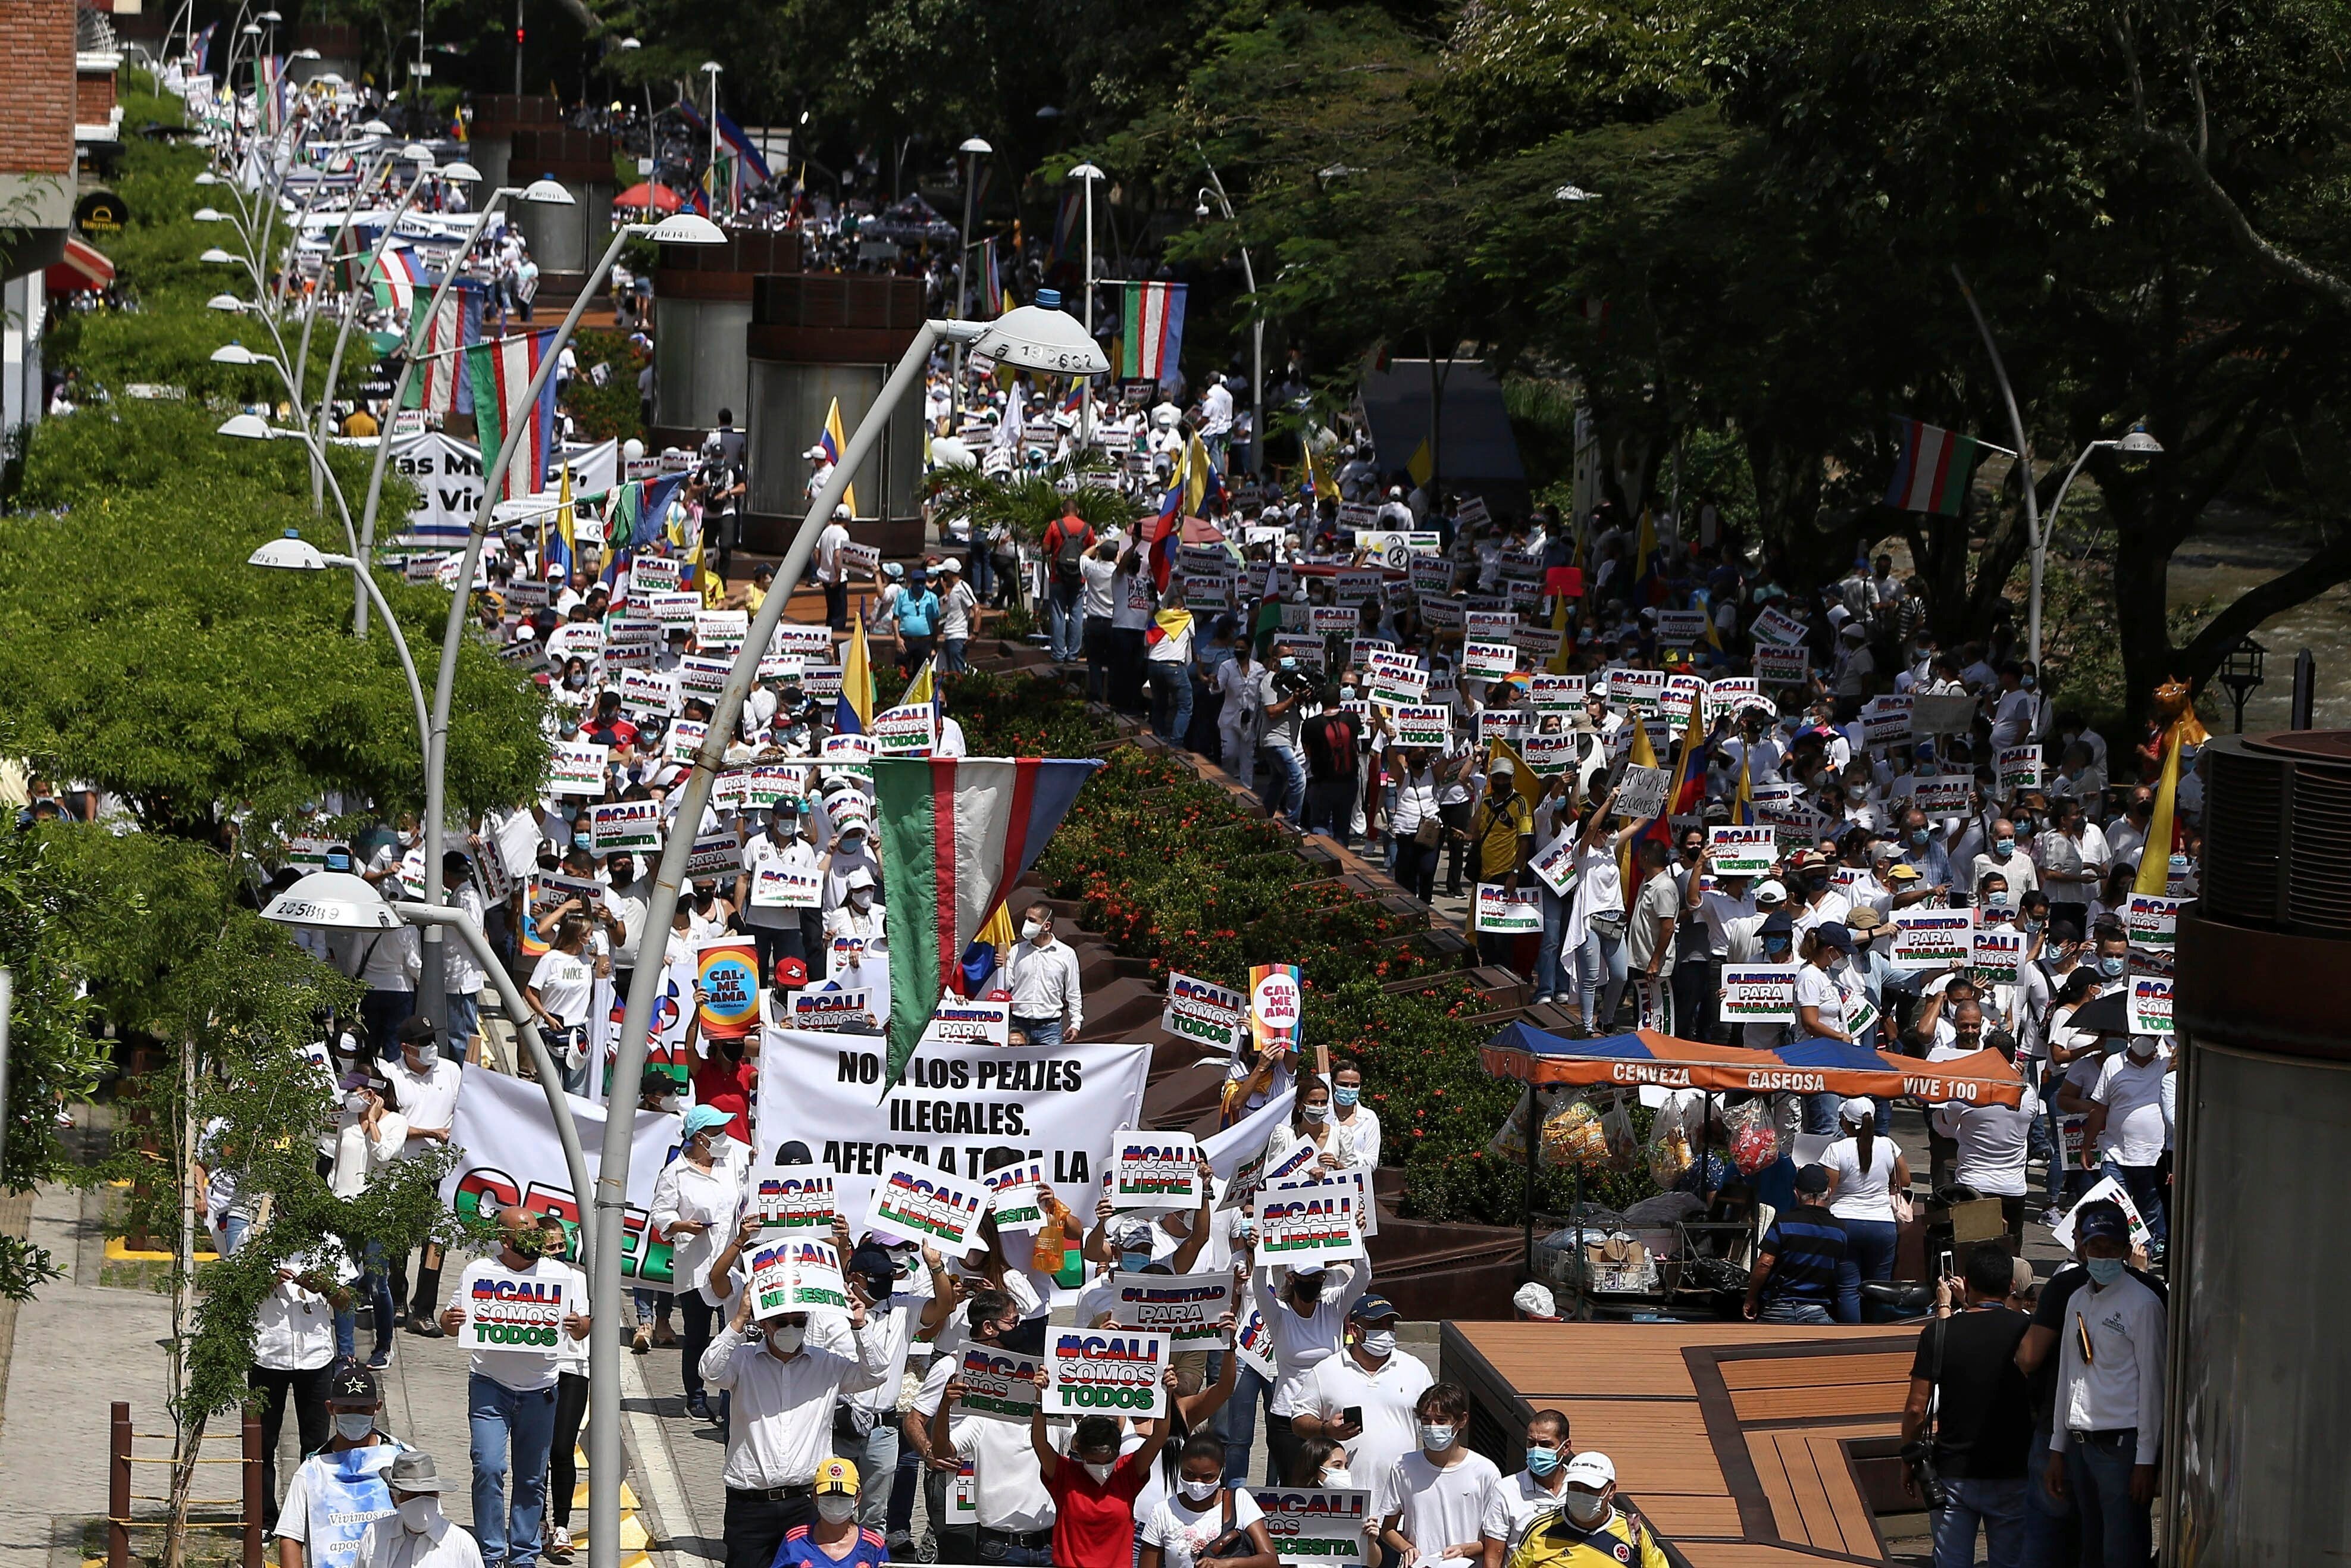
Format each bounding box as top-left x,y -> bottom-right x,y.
439,1068 -> 689,1289
753,1031 -> 1151,1232
391,431 -> 484,549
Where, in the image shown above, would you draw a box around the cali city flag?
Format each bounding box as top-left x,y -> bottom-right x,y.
406,280 -> 484,415
1885,417 -> 1986,517
465,330 -> 561,502
1118,282 -> 1187,385
873,757 -> 1101,1086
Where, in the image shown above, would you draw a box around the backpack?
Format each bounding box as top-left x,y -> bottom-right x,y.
1054,522 -> 1091,584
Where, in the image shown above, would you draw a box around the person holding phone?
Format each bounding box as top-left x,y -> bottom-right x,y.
1291,1294 -> 1430,1504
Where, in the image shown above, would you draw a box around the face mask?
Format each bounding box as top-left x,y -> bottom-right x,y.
1301,1103 -> 1330,1123
1910,828 -> 1930,847
1020,920 -> 1045,943
1564,1491 -> 1610,1527
2022,921 -> 2043,937
566,674 -> 587,690
769,1324 -> 806,1353
1524,1446 -> 1561,1478
1995,839 -> 2014,857
1333,1087 -> 1360,1108
1120,1251 -> 1152,1273
840,835 -> 865,852
816,1496 -> 859,1524
1419,1423 -> 1456,1453
2128,1041 -> 2158,1062
1764,937 -> 1789,955
848,889 -> 874,909
1083,1461 -> 1117,1485
2084,1256 -> 2126,1287
2099,956 -> 2125,978
1359,1328 -> 1395,1358
1322,1466 -> 1353,1488
1280,658 -> 1298,671
1291,1275 -> 1323,1303
1179,1478 -> 1220,1504
397,1497 -> 441,1533
658,1095 -> 685,1114
334,1412 -> 377,1442
2021,677 -> 2036,690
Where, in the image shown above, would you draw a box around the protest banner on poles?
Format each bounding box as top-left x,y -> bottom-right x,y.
1163,972 -> 1246,1055
982,1159 -> 1051,1232
1112,1132 -> 1204,1211
1893,909 -> 1974,969
1251,1490 -> 1375,1568
954,1346 -> 1045,1422
1475,884 -> 1543,934
1708,824 -> 1777,877
749,1235 -> 848,1318
461,1265 -> 569,1353
1720,965 -> 1798,1024
1254,1176 -> 1367,1264
1046,1328 -> 1169,1417
753,1170 -> 837,1232
862,1155 -> 991,1255
1110,1273 -> 1235,1347
755,1034 -> 1151,1234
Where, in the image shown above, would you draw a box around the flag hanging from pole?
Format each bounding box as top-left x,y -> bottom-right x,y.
874,757 -> 1101,1086
977,236 -> 1004,317
464,329 -> 560,502
836,612 -> 875,734
821,398 -> 859,519
406,280 -> 484,415
1117,282 -> 1187,384
1885,417 -> 1986,516
370,248 -> 430,315
1045,187 -> 1081,274
714,108 -> 771,189
258,55 -> 289,134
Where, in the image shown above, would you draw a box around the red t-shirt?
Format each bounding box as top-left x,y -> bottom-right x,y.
690,1050 -> 755,1146
1045,1453 -> 1148,1568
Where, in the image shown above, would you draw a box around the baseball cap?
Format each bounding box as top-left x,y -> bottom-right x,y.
1793,1163 -> 1830,1195
1814,921 -> 1854,952
2072,1200 -> 2131,1246
813,1457 -> 860,1495
1885,863 -> 1921,882
1562,1453 -> 1615,1489
1349,1293 -> 1400,1323
1846,907 -> 1887,932
1839,1096 -> 1877,1125
1754,880 -> 1787,904
327,1360 -> 380,1405
682,1104 -> 732,1139
771,955 -> 809,988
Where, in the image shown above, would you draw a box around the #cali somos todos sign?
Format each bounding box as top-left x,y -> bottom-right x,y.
1163,972 -> 1246,1055
464,1263 -> 569,1352
1112,1132 -> 1203,1210
1047,1328 -> 1169,1417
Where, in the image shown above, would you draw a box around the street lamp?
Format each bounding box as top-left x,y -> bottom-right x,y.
1198,159 -> 1263,475
951,137 -> 993,421
1068,162 -> 1106,449
2218,636 -> 2267,734
2031,426 -> 2165,668
700,61 -> 724,212
584,292 -> 1106,1568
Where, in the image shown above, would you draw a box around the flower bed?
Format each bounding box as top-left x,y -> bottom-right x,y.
943,668 -> 1662,1225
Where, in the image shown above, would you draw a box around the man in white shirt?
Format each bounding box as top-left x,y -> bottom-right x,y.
1378,1384 -> 1502,1564
737,806 -> 824,979
2085,1036 -> 2171,1251
1197,374 -> 1235,471
1291,1294 -> 1432,1509
2040,1203 -> 2164,1568
702,1277 -> 889,1568
252,1247 -> 353,1513
386,1019 -> 460,1331
1479,1409 -> 1573,1566
352,1450 -> 483,1568
1988,662 -> 2042,749
436,1208 -> 591,1568
274,1362 -> 405,1568
813,504 -> 853,630
1003,901 -> 1083,1047
936,558 -> 981,674
1971,819 -> 2039,906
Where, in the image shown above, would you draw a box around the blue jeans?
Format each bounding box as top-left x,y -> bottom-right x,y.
2099,1159 -> 2167,1246
1834,1217 -> 1899,1323
1576,925 -> 1628,1032
943,637 -> 969,674
336,1247 -> 397,1359
1049,581 -> 1084,661
468,1373 -> 558,1567
1220,1362 -> 1273,1485
1934,1475 -> 2027,1568
2019,1427 -> 2075,1568
1153,665 -> 1194,744
214,1213 -> 251,1258
2061,1429 -> 2150,1568
1758,1298 -> 1835,1324
1534,887 -> 1566,998
1260,747 -> 1305,823
444,990 -> 481,1057
1010,1016 -> 1063,1049
833,1416 -> 899,1532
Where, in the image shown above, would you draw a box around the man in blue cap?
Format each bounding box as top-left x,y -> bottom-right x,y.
1291,1292 -> 1432,1497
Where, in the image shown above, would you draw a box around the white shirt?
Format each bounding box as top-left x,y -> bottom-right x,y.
815,521 -> 852,584
2092,1050 -> 2171,1166
528,948 -> 596,1028
2051,1272 -> 2166,1460
649,1153 -> 742,1294
446,885 -> 490,994
444,1256 -> 580,1393
741,832 -> 821,931
274,1442 -> 405,1553
1383,1450 -> 1502,1556
1252,1265 -> 1370,1416
1142,1487 -> 1262,1568
254,1252 -> 348,1370
1298,1348 -> 1432,1509
1480,1468 -> 1571,1553
1931,1082 -> 2040,1197
950,1410 -> 1062,1533
386,1057 -> 461,1153
352,1511 -> 485,1568
700,1319 -> 892,1489
1332,1107 -> 1382,1172
1793,964 -> 1849,1037
1004,937 -> 1084,1034
1824,1135 -> 1898,1221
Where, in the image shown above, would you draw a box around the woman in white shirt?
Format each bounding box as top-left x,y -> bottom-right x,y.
1793,928 -> 1856,1043
525,913 -> 603,1094
1563,785 -> 1635,1035
1140,1433 -> 1279,1568
647,1105 -> 742,1422
1217,646 -> 1263,786
1329,1059 -> 1381,1172
1820,1096 -> 1909,1323
1384,745 -> 1444,903
1264,1075 -> 1364,1179
1250,1260 -> 1371,1488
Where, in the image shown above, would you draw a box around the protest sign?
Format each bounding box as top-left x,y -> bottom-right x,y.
1046,1328 -> 1169,1417
693,609 -> 748,651
1998,744 -> 2044,790
743,762 -> 810,811
1911,774 -> 1976,817
2127,894 -> 2182,954
2128,971 -> 2174,1035
749,856 -> 823,909
1860,696 -> 1914,749
1367,662 -> 1429,706
1204,1090 -> 1297,1211
800,662 -> 844,699
1893,908 -> 1975,969
788,987 -> 875,1031
1754,643 -> 1810,686
461,1263 -> 569,1353
749,1235 -> 848,1318
1163,972 -> 1246,1056
2051,1175 -> 2154,1255
840,543 -> 882,578
1408,555 -> 1455,596
1336,502 -> 1379,533
1250,965 -> 1304,1056
604,623 -> 661,670
588,799 -> 664,855
1910,693 -> 1978,735
1475,884 -> 1543,934
822,732 -> 878,766
686,828 -> 743,878
676,654 -> 732,699
954,1345 -> 1045,1422
1110,1273 -> 1235,1347
1390,705 -> 1451,747
1254,1176 -> 1367,1264
863,1155 -> 991,1255
631,557 -> 684,596
1234,1303 -> 1276,1379
1416,595 -> 1463,631
1720,965 -> 1798,1024
1614,763 -> 1671,822
1112,1132 -> 1204,1211
549,741 -> 609,798
618,668 -> 678,720
1186,575 -> 1236,612
543,622 -> 602,666
1511,624 -> 1564,660
1521,721 -> 1577,777
756,649 -> 809,686
644,590 -> 701,626
919,996 -> 1012,1049
752,1170 -> 837,1232
1479,709 -> 1529,745
1655,609 -> 1708,646
1348,636 -> 1397,666
520,873 -> 601,959
1971,924 -> 2027,985
1633,976 -> 1673,1035
1271,633 -> 1326,671
772,622 -> 837,658
1529,829 -> 1580,897
1707,825 -> 1778,878
1334,569 -> 1383,606
665,719 -> 709,768
1464,610 -> 1518,642
1251,1489 -> 1375,1568
1661,671 -> 1707,725
1357,530 -> 1441,568
1707,676 -> 1765,722
1529,674 -> 1586,712
981,1159 -> 1051,1232
1310,605 -> 1357,636
756,1033 -> 1150,1237
695,938 -> 761,1037
1610,668 -> 1667,712
440,1071 -> 683,1288
872,701 -> 938,757
1461,640 -> 1519,682
1752,606 -> 1808,645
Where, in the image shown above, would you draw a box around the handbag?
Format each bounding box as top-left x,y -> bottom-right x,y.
1414,816 -> 1442,849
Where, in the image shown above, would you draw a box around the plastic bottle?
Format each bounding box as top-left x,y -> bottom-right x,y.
1030,1197 -> 1068,1273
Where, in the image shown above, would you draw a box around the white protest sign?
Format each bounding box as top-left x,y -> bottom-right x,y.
2127,894 -> 2182,954
953,1345 -> 1045,1422
1998,744 -> 2045,791
1163,972 -> 1246,1056
1655,608 -> 1708,647
1707,676 -> 1765,721
1310,605 -> 1357,636
1254,1176 -> 1367,1263
1251,1489 -> 1375,1568
919,996 -> 1012,1049
751,1170 -> 837,1232
1752,606 -> 1808,645
1464,610 -> 1519,642
695,609 -> 749,652
1861,696 -> 1914,749
588,799 -> 665,854
1755,643 -> 1810,686
1529,674 -> 1585,712
2050,1175 -> 2153,1255
645,590 -> 702,626
549,741 -> 609,797
1708,824 -> 1777,878
749,1234 -> 849,1318
1911,774 -> 1976,817
1614,764 -> 1671,822
618,668 -> 678,719
631,557 -> 684,596
788,987 -> 876,1031
2127,971 -> 2174,1035
665,719 -> 709,767
982,1159 -> 1051,1233
1333,569 -> 1383,606
1110,1273 -> 1235,1347
1893,908 -> 1975,969
1530,828 -> 1580,897
459,1263 -> 571,1355
1203,1089 -> 1297,1212
840,543 -> 882,579
872,701 -> 938,758
1610,668 -> 1666,712
1720,965 -> 1798,1024
861,1155 -> 991,1256
1971,924 -> 2027,984
1475,884 -> 1543,934
1111,1132 -> 1204,1212
1461,640 -> 1519,682
686,828 -> 743,878
676,654 -> 732,699
1390,705 -> 1451,747
1046,1327 -> 1169,1419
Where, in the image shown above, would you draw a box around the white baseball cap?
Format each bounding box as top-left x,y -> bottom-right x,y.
1561,1453 -> 1614,1489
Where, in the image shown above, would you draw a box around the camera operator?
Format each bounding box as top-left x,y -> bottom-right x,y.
1898,1242 -> 2033,1568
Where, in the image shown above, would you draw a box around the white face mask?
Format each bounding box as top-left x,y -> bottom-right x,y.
816,1495 -> 859,1524
1564,1490 -> 1610,1527
1322,1467 -> 1353,1489
1021,920 -> 1045,943
768,1323 -> 806,1354
1358,1328 -> 1395,1359
1419,1422 -> 1456,1453
1083,1461 -> 1117,1485
397,1497 -> 441,1533
848,888 -> 874,909
1179,1478 -> 1220,1503
1301,1103 -> 1330,1123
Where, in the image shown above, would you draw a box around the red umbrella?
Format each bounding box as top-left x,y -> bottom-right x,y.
614,181 -> 681,213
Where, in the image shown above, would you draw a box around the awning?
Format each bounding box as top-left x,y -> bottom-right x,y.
1478,1022 -> 2028,1107
45,235 -> 114,293
614,181 -> 681,213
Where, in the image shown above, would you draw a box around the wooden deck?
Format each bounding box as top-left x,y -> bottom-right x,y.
1443,1322 -> 1922,1566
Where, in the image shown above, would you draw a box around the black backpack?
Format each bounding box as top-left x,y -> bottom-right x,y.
1054,525 -> 1091,584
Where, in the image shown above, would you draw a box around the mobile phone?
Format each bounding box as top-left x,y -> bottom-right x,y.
1343,1406 -> 1363,1429
1938,1249 -> 1954,1279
